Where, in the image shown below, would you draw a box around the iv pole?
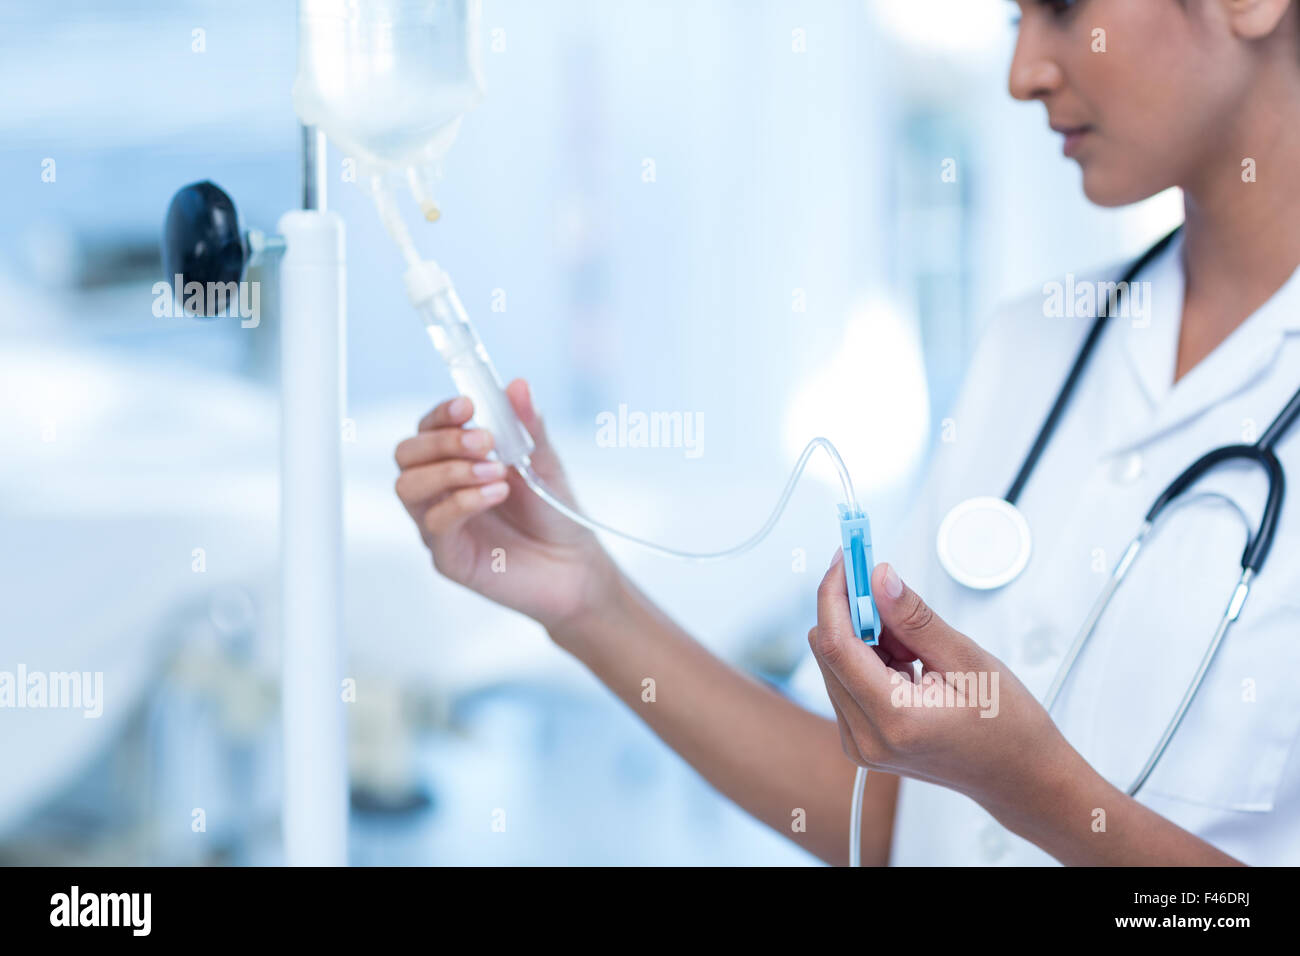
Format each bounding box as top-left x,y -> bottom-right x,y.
277,125 -> 349,866
161,132 -> 351,863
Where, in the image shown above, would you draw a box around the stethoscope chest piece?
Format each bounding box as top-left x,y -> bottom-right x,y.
936,496 -> 1033,591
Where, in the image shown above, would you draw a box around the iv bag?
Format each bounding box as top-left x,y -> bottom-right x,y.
293,0 -> 484,173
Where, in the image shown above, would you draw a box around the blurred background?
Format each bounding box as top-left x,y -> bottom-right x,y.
0,0 -> 1180,865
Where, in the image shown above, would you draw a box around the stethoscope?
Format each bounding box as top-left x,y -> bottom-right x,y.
935,226 -> 1300,796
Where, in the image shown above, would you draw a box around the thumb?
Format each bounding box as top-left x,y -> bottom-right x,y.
871,563 -> 982,672
503,378 -> 588,529
506,378 -> 563,476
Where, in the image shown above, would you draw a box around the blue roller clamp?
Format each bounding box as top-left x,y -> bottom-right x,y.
838,505 -> 881,645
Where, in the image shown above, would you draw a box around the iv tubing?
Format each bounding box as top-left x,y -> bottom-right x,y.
370,176 -> 870,866
407,166 -> 442,221
516,436 -> 858,563
371,177 -> 422,270
517,440 -> 870,868
849,765 -> 868,868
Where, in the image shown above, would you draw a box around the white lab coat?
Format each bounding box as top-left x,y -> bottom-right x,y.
794,231 -> 1300,865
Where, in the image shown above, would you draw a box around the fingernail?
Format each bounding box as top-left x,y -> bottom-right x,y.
480,481 -> 509,501
882,564 -> 903,599
830,547 -> 842,568
449,397 -> 470,418
463,430 -> 491,452
472,461 -> 506,480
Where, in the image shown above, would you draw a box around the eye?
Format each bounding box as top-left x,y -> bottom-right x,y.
1010,0 -> 1080,25
1040,0 -> 1079,15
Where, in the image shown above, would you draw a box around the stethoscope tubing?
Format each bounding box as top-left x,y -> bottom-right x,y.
1004,227 -> 1184,507
1146,444 -> 1285,572
1044,522 -> 1255,797
1020,224 -> 1300,796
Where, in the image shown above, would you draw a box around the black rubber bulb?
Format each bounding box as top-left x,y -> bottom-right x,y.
162,181 -> 248,316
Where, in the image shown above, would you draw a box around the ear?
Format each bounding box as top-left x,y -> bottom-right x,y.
1221,0 -> 1295,41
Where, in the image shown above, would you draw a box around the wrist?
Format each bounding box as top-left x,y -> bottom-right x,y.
544,553 -> 629,653
984,734 -> 1108,861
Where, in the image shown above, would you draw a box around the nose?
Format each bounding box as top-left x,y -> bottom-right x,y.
1007,25 -> 1063,102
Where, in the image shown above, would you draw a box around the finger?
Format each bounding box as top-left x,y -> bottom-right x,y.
395,427 -> 495,469
419,396 -> 474,432
505,378 -> 538,434
422,481 -> 510,536
808,644 -> 865,760
816,642 -> 920,733
812,551 -> 892,699
812,652 -> 884,767
875,629 -> 920,673
871,563 -> 984,673
874,644 -> 915,681
917,667 -> 975,707
395,458 -> 508,508
819,646 -> 932,773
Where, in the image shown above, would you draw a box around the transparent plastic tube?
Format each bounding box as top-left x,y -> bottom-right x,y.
413,278 -> 535,466
372,179 -> 534,465
370,177 -> 421,269
516,436 -> 857,563
369,172 -> 868,867
407,166 -> 442,222
518,443 -> 869,867
849,765 -> 868,868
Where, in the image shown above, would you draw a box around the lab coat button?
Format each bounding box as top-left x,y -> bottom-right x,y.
1022,628 -> 1055,665
1110,452 -> 1144,485
979,823 -> 1007,861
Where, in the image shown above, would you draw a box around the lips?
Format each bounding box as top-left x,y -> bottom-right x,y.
1051,123 -> 1093,158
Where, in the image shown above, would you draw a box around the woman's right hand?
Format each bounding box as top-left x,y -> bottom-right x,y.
394,378 -> 619,634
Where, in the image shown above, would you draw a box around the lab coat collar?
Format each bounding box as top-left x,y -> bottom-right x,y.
1105,236 -> 1300,456
1121,232 -> 1185,410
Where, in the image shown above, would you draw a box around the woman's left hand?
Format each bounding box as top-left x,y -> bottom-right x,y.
808,551 -> 1085,828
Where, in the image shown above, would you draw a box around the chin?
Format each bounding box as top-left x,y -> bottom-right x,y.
1080,163 -> 1172,210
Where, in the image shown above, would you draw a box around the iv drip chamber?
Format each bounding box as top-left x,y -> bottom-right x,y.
404,259 -> 535,467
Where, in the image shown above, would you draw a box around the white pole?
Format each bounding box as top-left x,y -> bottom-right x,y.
278,206 -> 349,866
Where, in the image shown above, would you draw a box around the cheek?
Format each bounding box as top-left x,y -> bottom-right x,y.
1074,51 -> 1234,204
1070,0 -> 1249,202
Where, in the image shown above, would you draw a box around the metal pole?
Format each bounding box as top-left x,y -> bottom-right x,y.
302,124 -> 327,212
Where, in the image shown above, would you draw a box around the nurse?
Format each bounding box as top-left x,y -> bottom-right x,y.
393,0 -> 1300,865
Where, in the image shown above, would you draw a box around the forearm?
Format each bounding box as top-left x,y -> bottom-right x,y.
551,571 -> 897,866
988,746 -> 1243,866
